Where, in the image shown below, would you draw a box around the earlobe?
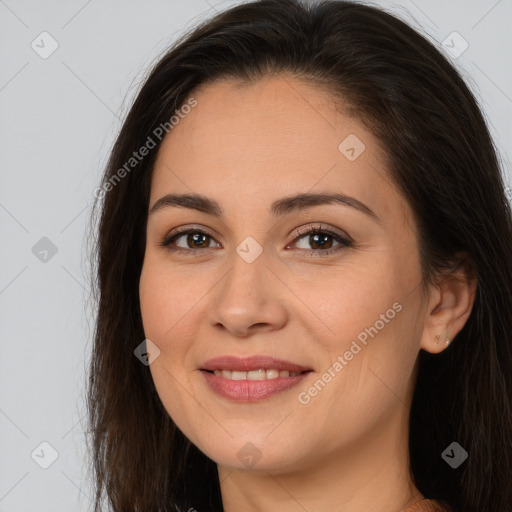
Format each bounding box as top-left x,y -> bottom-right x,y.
420,253 -> 478,354
433,333 -> 451,345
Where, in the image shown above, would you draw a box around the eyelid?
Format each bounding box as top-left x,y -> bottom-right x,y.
159,224 -> 221,249
292,222 -> 352,243
159,222 -> 353,255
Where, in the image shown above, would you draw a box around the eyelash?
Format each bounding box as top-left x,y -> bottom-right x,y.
158,224 -> 353,257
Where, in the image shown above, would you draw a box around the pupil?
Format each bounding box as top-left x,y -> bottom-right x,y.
185,232 -> 335,250
311,233 -> 332,250
189,233 -> 209,248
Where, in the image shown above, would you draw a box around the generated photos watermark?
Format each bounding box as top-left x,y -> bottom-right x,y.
297,301 -> 403,404
93,96 -> 198,199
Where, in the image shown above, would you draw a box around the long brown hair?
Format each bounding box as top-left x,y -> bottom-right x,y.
86,1 -> 512,511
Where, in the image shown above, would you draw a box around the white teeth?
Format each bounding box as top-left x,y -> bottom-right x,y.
247,369 -> 266,380
212,368 -> 302,380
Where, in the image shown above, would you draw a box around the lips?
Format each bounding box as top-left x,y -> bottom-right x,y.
201,369 -> 311,401
200,355 -> 312,374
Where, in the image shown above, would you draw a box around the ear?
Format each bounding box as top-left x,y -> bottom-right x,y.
420,252 -> 478,354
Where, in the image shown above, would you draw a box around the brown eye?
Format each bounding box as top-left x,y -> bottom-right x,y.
302,232 -> 335,250
291,226 -> 352,256
179,232 -> 212,249
159,228 -> 220,254
159,225 -> 352,257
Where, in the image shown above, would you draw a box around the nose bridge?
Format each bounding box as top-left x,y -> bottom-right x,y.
210,236 -> 288,334
220,236 -> 269,305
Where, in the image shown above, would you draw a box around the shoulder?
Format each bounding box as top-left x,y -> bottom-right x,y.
404,498 -> 456,512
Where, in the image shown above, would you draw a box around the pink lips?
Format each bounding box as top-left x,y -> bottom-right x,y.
199,355 -> 313,402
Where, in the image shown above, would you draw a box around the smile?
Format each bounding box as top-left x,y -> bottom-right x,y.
210,369 -> 304,379
200,369 -> 313,402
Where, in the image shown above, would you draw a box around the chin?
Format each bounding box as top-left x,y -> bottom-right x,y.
194,434 -> 311,475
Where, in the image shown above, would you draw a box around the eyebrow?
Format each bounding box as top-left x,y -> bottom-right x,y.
148,192 -> 380,223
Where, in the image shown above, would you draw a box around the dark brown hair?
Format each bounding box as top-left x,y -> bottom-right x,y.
86,1 -> 512,511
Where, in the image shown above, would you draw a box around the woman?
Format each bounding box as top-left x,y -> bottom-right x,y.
86,1 -> 512,511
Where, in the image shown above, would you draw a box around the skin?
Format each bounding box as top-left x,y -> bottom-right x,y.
139,75 -> 477,512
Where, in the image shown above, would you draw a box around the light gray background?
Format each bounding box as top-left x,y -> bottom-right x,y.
1,1 -> 511,511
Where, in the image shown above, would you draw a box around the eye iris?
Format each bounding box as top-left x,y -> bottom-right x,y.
168,228 -> 344,252
310,233 -> 333,250
188,233 -> 210,248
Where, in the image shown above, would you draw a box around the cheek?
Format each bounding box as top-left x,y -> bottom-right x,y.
139,258 -> 199,344
305,262 -> 402,345
300,258 -> 419,402
140,264 -> 203,441
139,263 -> 194,403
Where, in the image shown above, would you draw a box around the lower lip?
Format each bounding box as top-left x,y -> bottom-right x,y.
200,370 -> 312,402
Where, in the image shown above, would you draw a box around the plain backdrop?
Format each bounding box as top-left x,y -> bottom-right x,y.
1,1 -> 511,510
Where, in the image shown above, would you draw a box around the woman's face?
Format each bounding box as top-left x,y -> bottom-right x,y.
139,76 -> 431,473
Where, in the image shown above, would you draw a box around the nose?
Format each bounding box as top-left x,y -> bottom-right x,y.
209,248 -> 288,337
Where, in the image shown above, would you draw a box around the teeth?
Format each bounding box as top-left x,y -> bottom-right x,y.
212,369 -> 302,380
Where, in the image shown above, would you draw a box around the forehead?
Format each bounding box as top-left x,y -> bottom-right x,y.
150,76 -> 408,226
159,76 -> 353,166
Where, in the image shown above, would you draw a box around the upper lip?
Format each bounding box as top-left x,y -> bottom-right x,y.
200,355 -> 312,373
